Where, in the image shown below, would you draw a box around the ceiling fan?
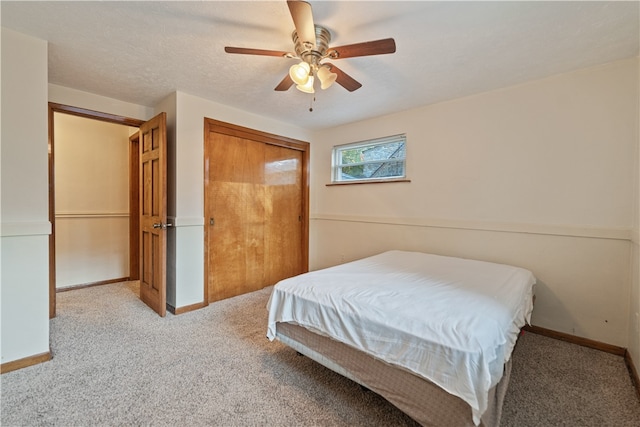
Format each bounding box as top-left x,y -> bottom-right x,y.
224,0 -> 396,93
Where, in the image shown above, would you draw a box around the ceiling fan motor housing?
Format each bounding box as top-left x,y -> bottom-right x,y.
292,25 -> 332,66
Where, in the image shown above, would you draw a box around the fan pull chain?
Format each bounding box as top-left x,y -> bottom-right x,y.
309,95 -> 316,112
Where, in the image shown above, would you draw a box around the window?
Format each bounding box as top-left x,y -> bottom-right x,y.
332,134 -> 406,183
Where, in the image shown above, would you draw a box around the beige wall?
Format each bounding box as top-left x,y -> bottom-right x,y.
630,60 -> 640,368
54,113 -> 132,288
632,234 -> 639,366
310,58 -> 639,348
49,84 -> 153,120
1,29 -> 50,364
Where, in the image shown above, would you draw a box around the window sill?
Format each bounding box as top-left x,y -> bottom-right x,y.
326,178 -> 411,186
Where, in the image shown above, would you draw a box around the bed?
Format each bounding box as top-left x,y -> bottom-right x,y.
266,250 -> 536,426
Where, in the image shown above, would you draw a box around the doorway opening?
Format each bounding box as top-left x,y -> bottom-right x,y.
48,103 -> 144,318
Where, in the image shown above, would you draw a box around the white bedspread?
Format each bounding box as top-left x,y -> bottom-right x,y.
266,250 -> 536,424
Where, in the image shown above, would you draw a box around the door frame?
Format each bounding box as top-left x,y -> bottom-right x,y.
129,132 -> 141,281
48,102 -> 145,318
203,118 -> 310,306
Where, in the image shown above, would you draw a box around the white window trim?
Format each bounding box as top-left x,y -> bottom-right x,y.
331,134 -> 407,183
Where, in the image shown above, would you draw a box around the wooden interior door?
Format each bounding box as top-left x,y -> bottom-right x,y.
139,112 -> 167,316
204,119 -> 309,303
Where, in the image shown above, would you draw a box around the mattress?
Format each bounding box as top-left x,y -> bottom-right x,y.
266,250 -> 536,424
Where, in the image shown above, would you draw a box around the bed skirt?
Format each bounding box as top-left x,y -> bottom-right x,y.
275,322 -> 512,427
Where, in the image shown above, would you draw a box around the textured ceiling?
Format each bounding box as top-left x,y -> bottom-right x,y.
2,1 -> 638,130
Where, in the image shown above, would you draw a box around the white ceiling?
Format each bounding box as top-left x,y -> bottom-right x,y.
2,1 -> 638,130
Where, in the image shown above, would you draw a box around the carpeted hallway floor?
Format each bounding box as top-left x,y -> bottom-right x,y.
1,281 -> 639,426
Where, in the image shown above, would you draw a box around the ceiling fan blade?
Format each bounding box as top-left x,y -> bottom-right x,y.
328,38 -> 396,59
287,0 -> 316,46
275,74 -> 295,91
225,46 -> 291,57
326,64 -> 362,92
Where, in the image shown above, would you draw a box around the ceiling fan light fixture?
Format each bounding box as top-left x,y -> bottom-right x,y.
224,1 -> 397,95
317,65 -> 337,90
289,61 -> 311,85
296,75 -> 315,93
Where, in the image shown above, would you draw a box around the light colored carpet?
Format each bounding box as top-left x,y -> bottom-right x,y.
1,281 -> 639,426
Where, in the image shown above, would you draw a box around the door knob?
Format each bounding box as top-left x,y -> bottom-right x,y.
153,222 -> 173,229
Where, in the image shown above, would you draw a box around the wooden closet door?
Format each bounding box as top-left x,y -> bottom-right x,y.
205,119 -> 309,304
264,144 -> 303,285
207,133 -> 266,302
